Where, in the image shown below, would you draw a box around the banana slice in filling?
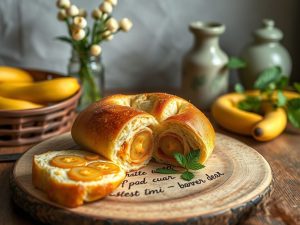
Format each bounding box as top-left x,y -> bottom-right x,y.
88,162 -> 120,175
130,129 -> 153,163
158,134 -> 184,157
68,166 -> 103,181
50,155 -> 87,168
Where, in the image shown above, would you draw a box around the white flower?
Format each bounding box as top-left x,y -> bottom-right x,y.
56,0 -> 71,9
102,30 -> 113,41
105,34 -> 114,41
73,16 -> 87,29
106,18 -> 119,32
78,9 -> 87,17
90,45 -> 102,56
105,0 -> 118,7
102,30 -> 111,37
72,29 -> 85,41
99,2 -> 113,14
67,5 -> 79,17
57,9 -> 67,21
102,13 -> 108,20
119,18 -> 133,32
92,9 -> 102,19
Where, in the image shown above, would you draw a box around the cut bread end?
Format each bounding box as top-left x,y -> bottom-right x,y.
32,150 -> 126,208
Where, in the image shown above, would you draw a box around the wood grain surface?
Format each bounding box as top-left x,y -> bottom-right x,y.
10,133 -> 272,225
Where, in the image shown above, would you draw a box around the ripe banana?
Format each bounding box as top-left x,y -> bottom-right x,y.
0,66 -> 33,83
0,77 -> 80,103
212,91 -> 299,141
252,103 -> 287,141
0,96 -> 43,110
212,93 -> 263,135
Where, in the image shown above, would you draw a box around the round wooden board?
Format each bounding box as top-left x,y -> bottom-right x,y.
11,133 -> 272,225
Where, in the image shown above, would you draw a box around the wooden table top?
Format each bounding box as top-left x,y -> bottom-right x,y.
1,127 -> 299,225
0,99 -> 299,224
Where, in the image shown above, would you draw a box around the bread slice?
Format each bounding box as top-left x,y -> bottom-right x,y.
32,150 -> 126,208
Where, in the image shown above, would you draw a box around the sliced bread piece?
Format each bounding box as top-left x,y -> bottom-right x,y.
33,150 -> 126,208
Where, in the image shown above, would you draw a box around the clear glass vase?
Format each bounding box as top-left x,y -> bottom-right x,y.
68,50 -> 104,111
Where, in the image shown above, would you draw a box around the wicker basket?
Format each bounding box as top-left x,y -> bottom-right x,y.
0,69 -> 81,146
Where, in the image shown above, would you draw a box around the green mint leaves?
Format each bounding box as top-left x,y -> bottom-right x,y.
294,83 -> 300,93
276,77 -> 289,90
254,66 -> 282,90
155,149 -> 205,181
155,168 -> 178,174
227,57 -> 246,69
276,90 -> 287,107
234,83 -> 245,93
287,98 -> 300,128
181,171 -> 195,181
252,66 -> 289,98
235,65 -> 300,130
237,96 -> 261,113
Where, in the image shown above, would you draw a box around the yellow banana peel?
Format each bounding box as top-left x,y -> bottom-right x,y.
212,93 -> 263,135
0,66 -> 33,83
0,96 -> 43,110
212,90 -> 300,141
252,103 -> 287,141
0,77 -> 80,103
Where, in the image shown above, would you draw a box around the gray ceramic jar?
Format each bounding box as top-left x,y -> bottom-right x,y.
181,22 -> 228,110
239,19 -> 292,89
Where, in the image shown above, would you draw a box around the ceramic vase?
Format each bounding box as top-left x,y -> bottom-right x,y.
239,19 -> 292,89
181,21 -> 228,110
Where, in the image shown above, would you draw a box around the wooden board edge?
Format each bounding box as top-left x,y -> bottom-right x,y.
9,170 -> 273,225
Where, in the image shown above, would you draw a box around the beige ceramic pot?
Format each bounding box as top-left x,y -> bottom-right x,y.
239,19 -> 292,89
181,21 -> 228,110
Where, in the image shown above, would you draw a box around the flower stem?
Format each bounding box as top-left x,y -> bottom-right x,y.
79,58 -> 101,102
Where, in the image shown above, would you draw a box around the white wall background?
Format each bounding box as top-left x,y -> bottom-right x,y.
0,0 -> 299,90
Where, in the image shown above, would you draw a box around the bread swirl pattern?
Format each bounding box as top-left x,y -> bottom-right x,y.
72,93 -> 215,170
72,96 -> 158,171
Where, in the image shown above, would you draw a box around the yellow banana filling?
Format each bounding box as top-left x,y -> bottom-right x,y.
130,130 -> 153,163
158,134 -> 184,157
68,166 -> 103,181
88,162 -> 120,175
50,155 -> 87,168
84,153 -> 101,161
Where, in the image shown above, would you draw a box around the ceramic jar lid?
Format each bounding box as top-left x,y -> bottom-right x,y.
254,19 -> 283,41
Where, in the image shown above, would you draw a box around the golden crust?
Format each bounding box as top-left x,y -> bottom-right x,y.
33,159 -> 84,208
134,93 -> 215,163
166,104 -> 215,162
72,101 -> 150,160
72,92 -> 215,168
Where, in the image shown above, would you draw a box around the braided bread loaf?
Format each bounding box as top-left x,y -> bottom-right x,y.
71,93 -> 215,171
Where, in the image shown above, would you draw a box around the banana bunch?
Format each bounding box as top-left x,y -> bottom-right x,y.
212,91 -> 299,141
0,66 -> 80,110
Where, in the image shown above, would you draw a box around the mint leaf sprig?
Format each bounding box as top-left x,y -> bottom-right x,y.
287,98 -> 300,128
237,96 -> 262,114
234,66 -> 300,129
155,150 -> 205,181
294,83 -> 300,93
227,57 -> 246,70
